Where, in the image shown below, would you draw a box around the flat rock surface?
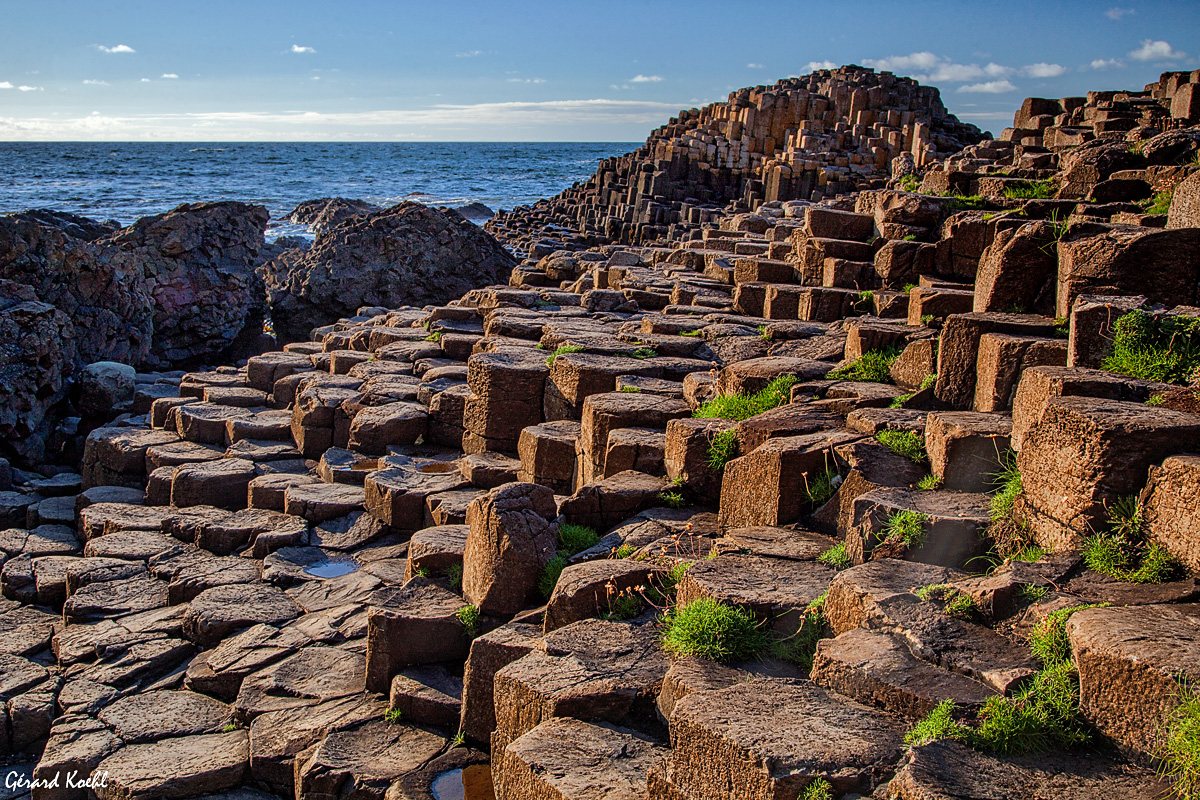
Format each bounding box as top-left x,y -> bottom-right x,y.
94,730 -> 249,800
183,583 -> 303,647
99,689 -> 232,743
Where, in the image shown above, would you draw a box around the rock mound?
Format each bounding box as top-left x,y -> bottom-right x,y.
286,197 -> 381,234
263,202 -> 516,342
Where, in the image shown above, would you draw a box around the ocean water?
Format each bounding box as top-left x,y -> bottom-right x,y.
0,141 -> 636,236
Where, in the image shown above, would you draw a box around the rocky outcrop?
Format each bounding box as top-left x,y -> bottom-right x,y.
262,202 -> 516,342
0,202 -> 268,368
286,198 -> 381,235
0,280 -> 76,464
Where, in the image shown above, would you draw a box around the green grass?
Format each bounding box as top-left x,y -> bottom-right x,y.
612,543 -> 637,559
384,709 -> 404,724
558,523 -> 600,556
456,605 -> 480,639
658,490 -> 687,509
666,561 -> 693,587
827,346 -> 902,382
659,598 -> 768,663
1082,495 -> 1181,583
221,721 -> 239,733
538,524 -> 601,599
451,732 -> 466,746
883,510 -> 929,550
915,583 -> 978,620
907,604 -> 1095,755
902,283 -> 918,293
1011,544 -> 1046,563
919,373 -> 937,391
1139,191 -> 1174,216
1101,310 -> 1200,385
943,194 -> 992,211
890,392 -> 914,408
414,566 -> 432,579
446,562 -> 463,590
920,314 -> 935,326
989,451 -> 1023,523
424,331 -> 443,342
902,234 -> 918,241
817,542 -> 851,570
917,474 -> 943,491
605,593 -> 644,620
694,374 -> 798,421
619,385 -> 642,393
1001,179 -> 1056,200
545,344 -> 585,367
899,173 -> 922,192
768,595 -> 827,673
876,430 -> 928,463
1147,393 -> 1167,406
802,468 -> 840,507
631,347 -> 657,359
681,329 -> 704,337
538,554 -> 567,598
1161,682 -> 1200,800
705,429 -> 738,472
798,778 -> 833,800
1018,583 -> 1049,604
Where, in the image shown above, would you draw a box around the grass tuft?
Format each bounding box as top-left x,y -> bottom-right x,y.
619,385 -> 643,393
883,509 -> 929,550
1002,179 -> 1056,200
876,430 -> 928,463
1101,309 -> 1200,385
384,708 -> 404,724
798,778 -> 833,800
989,450 -> 1023,523
802,468 -> 840,507
906,699 -> 972,746
1082,495 -> 1181,583
456,605 -> 480,639
768,595 -> 827,673
545,344 -> 584,367
817,542 -> 851,570
899,173 -> 922,192
446,562 -> 463,590
694,375 -> 798,421
917,474 -> 942,491
1139,191 -> 1174,216
705,429 -> 738,472
538,554 -> 567,599
890,392 -> 914,408
659,598 -> 768,663
631,347 -> 658,359
658,490 -> 687,509
1160,681 -> 1200,800
558,523 -> 600,556
915,583 -> 978,620
827,346 -> 902,383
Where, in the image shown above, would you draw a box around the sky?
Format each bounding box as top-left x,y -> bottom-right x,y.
1,0 -> 1198,141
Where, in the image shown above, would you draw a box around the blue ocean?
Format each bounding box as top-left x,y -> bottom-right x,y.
0,141 -> 637,236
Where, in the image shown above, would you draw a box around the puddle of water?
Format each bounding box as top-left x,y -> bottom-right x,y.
302,560 -> 359,578
431,765 -> 494,800
350,460 -> 379,471
419,462 -> 458,474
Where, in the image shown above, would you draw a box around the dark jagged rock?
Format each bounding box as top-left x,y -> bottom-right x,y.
263,202 -> 516,342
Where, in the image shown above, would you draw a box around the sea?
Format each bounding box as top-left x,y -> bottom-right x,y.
0,141 -> 638,239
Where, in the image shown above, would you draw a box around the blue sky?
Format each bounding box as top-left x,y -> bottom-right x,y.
1,0 -> 1198,141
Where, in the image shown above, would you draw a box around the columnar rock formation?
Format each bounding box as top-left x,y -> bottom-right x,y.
485,65 -> 985,255
4,67 -> 1200,800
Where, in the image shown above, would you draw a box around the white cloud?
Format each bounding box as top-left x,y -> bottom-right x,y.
803,60 -> 838,72
96,44 -> 135,54
1130,40 -> 1187,61
1106,7 -> 1134,19
0,81 -> 12,89
0,98 -> 687,141
141,78 -> 151,82
455,50 -> 485,58
1090,58 -> 1124,69
506,78 -> 546,84
161,73 -> 178,79
861,52 -> 1016,83
82,79 -> 109,85
747,63 -> 764,69
291,44 -> 315,54
18,86 -> 42,92
958,80 -> 1017,93
629,74 -> 663,83
1022,62 -> 1067,78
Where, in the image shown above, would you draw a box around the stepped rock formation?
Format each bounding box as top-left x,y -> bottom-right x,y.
7,66 -> 1200,800
485,65 -> 985,256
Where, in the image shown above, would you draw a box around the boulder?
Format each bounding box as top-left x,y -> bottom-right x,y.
263,203 -> 516,341
73,361 -> 137,418
462,482 -> 558,615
